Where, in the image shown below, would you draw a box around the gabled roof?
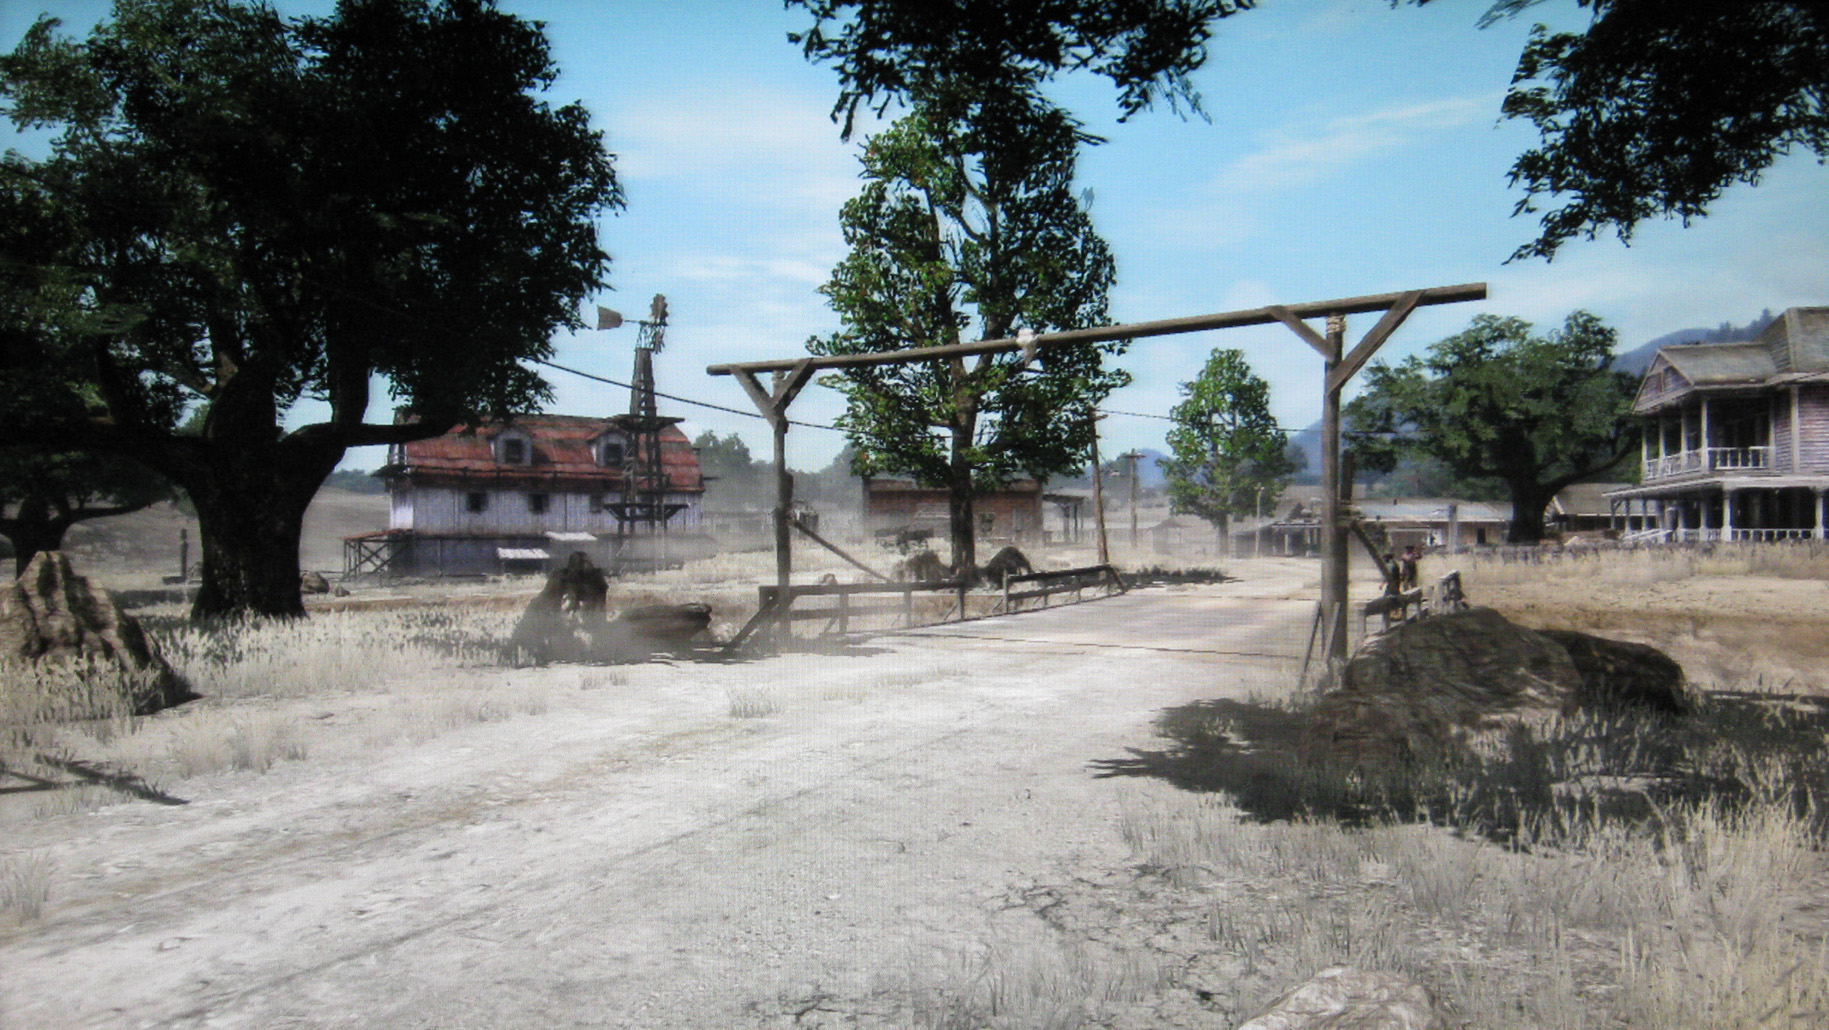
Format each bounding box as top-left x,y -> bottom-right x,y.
1659,344 -> 1777,384
1759,306 -> 1829,373
389,414 -> 701,491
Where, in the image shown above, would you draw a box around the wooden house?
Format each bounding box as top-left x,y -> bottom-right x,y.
1607,307 -> 1829,541
861,477 -> 1045,547
347,415 -> 706,576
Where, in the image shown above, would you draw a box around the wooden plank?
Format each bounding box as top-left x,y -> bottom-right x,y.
1327,290 -> 1423,395
790,519 -> 890,581
707,283 -> 1487,377
1265,305 -> 1332,358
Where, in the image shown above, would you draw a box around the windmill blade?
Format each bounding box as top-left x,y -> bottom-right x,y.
595,305 -> 624,330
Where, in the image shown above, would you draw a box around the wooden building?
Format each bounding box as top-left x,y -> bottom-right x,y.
1607,307 -> 1829,541
861,477 -> 1045,547
347,415 -> 706,577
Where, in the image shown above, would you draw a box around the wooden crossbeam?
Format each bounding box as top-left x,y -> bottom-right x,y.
705,284 -> 1486,379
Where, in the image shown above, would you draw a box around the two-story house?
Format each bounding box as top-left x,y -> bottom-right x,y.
1607,306 -> 1829,541
346,415 -> 705,577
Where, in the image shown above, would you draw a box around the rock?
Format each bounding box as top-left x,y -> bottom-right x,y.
979,545 -> 1033,586
894,550 -> 951,584
0,551 -> 192,715
332,585 -> 351,598
505,552 -> 611,664
612,603 -> 712,647
1303,607 -> 1686,767
1237,966 -> 1445,1030
300,570 -> 330,594
1539,628 -> 1689,714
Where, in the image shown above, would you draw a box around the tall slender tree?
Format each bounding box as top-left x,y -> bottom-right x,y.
0,0 -> 621,617
810,95 -> 1129,572
1159,348 -> 1294,550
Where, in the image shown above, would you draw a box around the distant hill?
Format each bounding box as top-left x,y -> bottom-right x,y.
1610,311 -> 1776,376
325,469 -> 387,495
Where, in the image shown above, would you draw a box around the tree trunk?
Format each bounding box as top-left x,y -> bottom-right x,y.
2,497 -> 74,577
947,427 -> 977,579
1505,481 -> 1553,543
182,443 -> 340,620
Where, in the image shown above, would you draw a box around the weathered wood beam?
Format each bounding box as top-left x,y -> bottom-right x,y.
1327,290 -> 1423,395
706,283 -> 1487,378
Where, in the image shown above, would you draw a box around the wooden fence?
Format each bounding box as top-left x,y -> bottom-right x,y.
726,564 -> 1127,650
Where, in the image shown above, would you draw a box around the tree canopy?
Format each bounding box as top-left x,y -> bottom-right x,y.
1159,348 -> 1294,540
809,96 -> 1129,570
1344,311 -> 1639,543
786,0 -> 1254,136
1418,0 -> 1829,260
0,0 -> 621,616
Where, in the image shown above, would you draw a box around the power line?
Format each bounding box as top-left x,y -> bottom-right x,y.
534,359 -> 844,432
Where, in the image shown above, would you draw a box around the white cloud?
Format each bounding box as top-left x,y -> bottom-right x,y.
1217,95 -> 1496,196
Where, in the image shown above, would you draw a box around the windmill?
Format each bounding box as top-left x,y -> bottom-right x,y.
596,294 -> 687,554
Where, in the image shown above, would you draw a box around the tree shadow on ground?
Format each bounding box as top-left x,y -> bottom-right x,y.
1091,691 -> 1829,846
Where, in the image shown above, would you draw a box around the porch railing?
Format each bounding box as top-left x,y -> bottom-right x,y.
1641,446 -> 1770,481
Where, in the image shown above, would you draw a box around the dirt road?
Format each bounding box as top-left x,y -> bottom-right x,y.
3,569 -> 1316,1029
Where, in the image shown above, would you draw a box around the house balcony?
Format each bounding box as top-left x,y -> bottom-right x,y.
1641,446 -> 1770,482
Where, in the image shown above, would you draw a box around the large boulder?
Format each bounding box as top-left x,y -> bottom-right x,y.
979,545 -> 1033,586
505,552 -> 611,664
504,554 -> 710,664
1237,966 -> 1445,1030
0,551 -> 191,716
1303,607 -> 1686,767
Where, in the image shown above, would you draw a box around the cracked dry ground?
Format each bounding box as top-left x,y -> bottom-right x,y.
3,577 -> 1325,1029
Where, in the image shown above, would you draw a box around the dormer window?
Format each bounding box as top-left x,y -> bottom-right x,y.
592,433 -> 627,467
493,428 -> 533,466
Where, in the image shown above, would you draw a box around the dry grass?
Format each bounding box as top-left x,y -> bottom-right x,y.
1459,539 -> 1829,592
0,850 -> 53,922
905,941 -> 1166,1030
725,685 -> 781,718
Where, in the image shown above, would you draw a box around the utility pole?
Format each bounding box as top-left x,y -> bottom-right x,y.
1089,415 -> 1110,565
1119,450 -> 1143,549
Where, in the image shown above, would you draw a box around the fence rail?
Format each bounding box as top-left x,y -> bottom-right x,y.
994,564 -> 1127,614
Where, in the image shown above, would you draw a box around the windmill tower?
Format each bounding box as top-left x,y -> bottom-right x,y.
598,294 -> 687,552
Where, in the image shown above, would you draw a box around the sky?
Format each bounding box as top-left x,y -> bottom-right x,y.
8,0 -> 1828,474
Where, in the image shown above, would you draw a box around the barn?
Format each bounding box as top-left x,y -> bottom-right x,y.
347,415 -> 705,577
861,477 -> 1046,548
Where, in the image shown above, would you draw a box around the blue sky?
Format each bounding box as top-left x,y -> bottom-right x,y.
9,1 -> 1829,472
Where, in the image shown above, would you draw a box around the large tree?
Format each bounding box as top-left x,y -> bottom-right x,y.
1158,348 -> 1294,550
1344,312 -> 1639,543
809,96 -> 1129,572
0,0 -> 620,617
786,0 -> 1255,137
1417,0 -> 1829,261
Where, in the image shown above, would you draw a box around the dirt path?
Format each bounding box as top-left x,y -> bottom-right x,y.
3,568 -> 1317,1029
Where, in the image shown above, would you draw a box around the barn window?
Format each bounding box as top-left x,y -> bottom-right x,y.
465,492 -> 488,513
588,493 -> 606,514
527,492 -> 550,515
502,438 -> 527,464
594,435 -> 626,466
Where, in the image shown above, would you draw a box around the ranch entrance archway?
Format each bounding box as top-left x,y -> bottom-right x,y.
707,282 -> 1487,665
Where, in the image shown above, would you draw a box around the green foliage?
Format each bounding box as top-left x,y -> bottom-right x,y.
1413,1 -> 1829,261
0,0 -> 622,616
1159,348 -> 1294,532
691,430 -> 769,508
0,449 -> 174,572
809,94 -> 1130,564
786,0 -> 1256,137
1345,312 -> 1639,542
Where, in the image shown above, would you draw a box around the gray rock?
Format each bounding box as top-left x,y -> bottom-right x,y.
300,570 -> 330,594
0,551 -> 191,715
1237,966 -> 1445,1030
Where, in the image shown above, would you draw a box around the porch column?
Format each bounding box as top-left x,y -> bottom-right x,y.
1722,487 -> 1735,541
1659,414 -> 1669,465
1700,397 -> 1711,469
1816,488 -> 1826,541
1641,430 -> 1651,479
1609,500 -> 1619,533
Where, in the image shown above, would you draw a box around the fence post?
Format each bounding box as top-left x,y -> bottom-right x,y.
838,587 -> 849,636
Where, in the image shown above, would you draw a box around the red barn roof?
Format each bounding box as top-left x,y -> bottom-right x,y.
385,415 -> 702,492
